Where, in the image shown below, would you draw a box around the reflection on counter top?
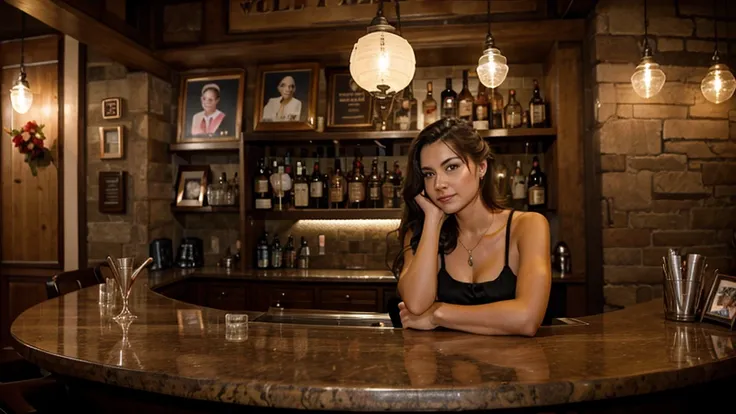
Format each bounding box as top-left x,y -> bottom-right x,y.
10,269 -> 736,412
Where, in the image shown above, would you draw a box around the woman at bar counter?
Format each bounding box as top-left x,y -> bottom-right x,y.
393,118 -> 551,336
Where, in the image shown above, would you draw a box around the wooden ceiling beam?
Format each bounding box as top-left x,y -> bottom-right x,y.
158,18 -> 586,69
5,0 -> 172,81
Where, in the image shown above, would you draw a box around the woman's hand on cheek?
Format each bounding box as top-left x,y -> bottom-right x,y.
399,301 -> 440,330
414,192 -> 447,225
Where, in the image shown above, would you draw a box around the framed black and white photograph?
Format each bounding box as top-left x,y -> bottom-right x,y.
177,70 -> 245,143
326,67 -> 373,129
253,62 -> 319,132
99,126 -> 124,159
175,165 -> 209,207
701,272 -> 736,330
102,97 -> 122,120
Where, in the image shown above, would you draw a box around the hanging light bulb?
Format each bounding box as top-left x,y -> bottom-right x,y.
631,45 -> 666,99
10,13 -> 32,114
476,0 -> 508,88
701,56 -> 736,104
349,0 -> 415,100
10,68 -> 32,114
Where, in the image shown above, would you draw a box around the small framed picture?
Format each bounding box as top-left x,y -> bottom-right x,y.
701,272 -> 736,330
326,67 -> 373,130
175,165 -> 209,207
99,126 -> 124,159
253,62 -> 319,132
177,309 -> 204,336
102,97 -> 122,119
177,70 -> 245,143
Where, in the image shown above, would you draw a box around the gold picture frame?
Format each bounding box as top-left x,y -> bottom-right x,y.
701,272 -> 736,331
175,165 -> 209,207
177,70 -> 245,143
101,97 -> 122,120
99,126 -> 124,159
253,62 -> 319,132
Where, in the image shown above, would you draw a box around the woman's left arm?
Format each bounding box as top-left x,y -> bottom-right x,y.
430,212 -> 552,337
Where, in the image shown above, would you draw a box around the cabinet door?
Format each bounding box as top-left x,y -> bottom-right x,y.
205,283 -> 247,311
320,288 -> 378,312
264,285 -> 315,310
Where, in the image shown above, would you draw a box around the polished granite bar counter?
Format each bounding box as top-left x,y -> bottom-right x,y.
10,269 -> 736,412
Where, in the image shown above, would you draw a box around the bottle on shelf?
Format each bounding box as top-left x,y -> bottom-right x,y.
472,83 -> 490,130
270,160 -> 291,211
457,70 -> 474,122
422,81 -> 437,127
504,89 -> 522,129
511,160 -> 526,211
441,77 -> 457,119
491,88 -> 504,129
329,158 -> 345,209
367,158 -> 382,208
293,161 -> 309,209
254,158 -> 272,210
394,88 -> 411,131
392,161 -> 403,208
408,82 -> 418,130
309,159 -> 326,209
382,161 -> 396,208
494,161 -> 510,205
297,237 -> 310,269
256,231 -> 270,269
229,172 -> 239,206
270,235 -> 283,269
348,153 -> 366,208
529,79 -> 548,128
283,235 -> 296,269
527,156 -> 547,211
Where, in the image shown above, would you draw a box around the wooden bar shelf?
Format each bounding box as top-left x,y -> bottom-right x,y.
171,205 -> 240,214
170,141 -> 240,153
247,208 -> 403,220
242,128 -> 556,143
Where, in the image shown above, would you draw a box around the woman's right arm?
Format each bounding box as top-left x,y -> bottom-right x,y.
397,198 -> 445,315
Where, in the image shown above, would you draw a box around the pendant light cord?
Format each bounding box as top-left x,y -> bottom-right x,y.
20,12 -> 25,70
713,0 -> 719,57
487,0 -> 491,36
394,0 -> 402,35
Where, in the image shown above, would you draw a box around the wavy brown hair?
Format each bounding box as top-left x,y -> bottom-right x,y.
390,118 -> 505,277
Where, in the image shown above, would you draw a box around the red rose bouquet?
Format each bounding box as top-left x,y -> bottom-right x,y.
4,120 -> 56,177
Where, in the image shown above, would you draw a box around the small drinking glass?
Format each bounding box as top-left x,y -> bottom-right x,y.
99,278 -> 117,306
225,313 -> 249,342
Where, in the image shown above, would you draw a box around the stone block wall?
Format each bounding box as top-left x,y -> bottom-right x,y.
86,51 -> 176,265
592,0 -> 736,308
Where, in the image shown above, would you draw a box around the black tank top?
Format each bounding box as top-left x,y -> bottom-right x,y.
437,210 -> 517,305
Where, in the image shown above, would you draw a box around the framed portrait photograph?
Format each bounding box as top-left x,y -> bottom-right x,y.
101,97 -> 122,119
701,273 -> 736,330
175,165 -> 210,207
326,67 -> 373,129
99,126 -> 124,159
177,70 -> 245,143
253,62 -> 319,132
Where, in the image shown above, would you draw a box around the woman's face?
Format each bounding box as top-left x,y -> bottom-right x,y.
278,77 -> 296,99
201,90 -> 219,113
419,140 -> 485,215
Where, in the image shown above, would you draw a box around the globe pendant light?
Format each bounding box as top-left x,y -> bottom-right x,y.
349,0 -> 415,100
10,13 -> 32,114
631,0 -> 665,99
477,0 -> 508,89
700,1 -> 735,104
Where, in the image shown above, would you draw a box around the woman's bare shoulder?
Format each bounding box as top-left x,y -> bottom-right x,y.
512,211 -> 550,233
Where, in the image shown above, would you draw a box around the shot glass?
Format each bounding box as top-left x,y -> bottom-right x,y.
99,278 -> 117,306
225,313 -> 249,342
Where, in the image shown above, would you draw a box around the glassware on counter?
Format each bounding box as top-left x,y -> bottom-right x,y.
207,172 -> 239,206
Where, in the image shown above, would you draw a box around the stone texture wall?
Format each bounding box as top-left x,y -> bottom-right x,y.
593,0 -> 736,308
86,51 -> 176,264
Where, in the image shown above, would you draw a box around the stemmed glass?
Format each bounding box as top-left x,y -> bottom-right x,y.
106,256 -> 153,322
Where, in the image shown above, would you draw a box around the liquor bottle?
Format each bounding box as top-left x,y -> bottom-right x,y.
309,160 -> 325,208
394,89 -> 411,131
367,158 -> 382,208
392,161 -> 403,207
441,77 -> 457,118
283,235 -> 296,269
504,89 -> 522,129
348,155 -> 365,208
527,156 -> 547,211
382,161 -> 395,208
407,82 -> 418,130
511,160 -> 526,211
297,237 -> 310,269
270,235 -> 282,269
472,83 -> 490,130
422,81 -> 438,127
256,231 -> 270,269
491,88 -> 504,129
529,79 -> 547,128
329,158 -> 345,209
457,70 -> 474,122
293,161 -> 309,208
254,157 -> 272,210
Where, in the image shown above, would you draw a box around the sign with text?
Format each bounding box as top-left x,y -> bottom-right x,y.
99,171 -> 127,214
228,0 -> 537,34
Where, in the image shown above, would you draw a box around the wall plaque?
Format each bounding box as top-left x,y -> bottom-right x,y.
99,171 -> 127,214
